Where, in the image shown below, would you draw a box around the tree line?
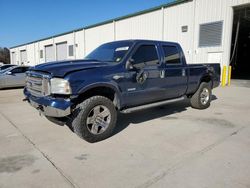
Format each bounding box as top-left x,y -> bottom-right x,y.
0,47 -> 10,64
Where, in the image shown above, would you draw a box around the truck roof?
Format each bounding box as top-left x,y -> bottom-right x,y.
106,39 -> 179,46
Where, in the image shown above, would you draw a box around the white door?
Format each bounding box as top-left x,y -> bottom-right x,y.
56,42 -> 67,61
12,52 -> 16,64
20,50 -> 27,65
45,45 -> 54,62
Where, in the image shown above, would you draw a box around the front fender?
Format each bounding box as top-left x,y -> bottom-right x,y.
78,81 -> 121,94
77,81 -> 124,109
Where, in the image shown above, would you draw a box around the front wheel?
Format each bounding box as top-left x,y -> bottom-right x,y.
70,96 -> 117,143
190,82 -> 212,109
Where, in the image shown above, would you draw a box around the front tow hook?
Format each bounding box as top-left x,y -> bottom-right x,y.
36,106 -> 44,116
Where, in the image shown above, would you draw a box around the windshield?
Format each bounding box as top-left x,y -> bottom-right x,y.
0,65 -> 14,70
85,41 -> 133,63
0,66 -> 16,74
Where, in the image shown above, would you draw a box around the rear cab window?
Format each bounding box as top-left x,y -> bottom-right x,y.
162,45 -> 181,65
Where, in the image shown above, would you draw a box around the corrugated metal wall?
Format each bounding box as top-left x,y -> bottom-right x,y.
192,0 -> 232,65
75,30 -> 85,59
163,2 -> 195,64
116,10 -> 163,41
10,0 -> 250,71
191,0 -> 249,67
85,22 -> 115,54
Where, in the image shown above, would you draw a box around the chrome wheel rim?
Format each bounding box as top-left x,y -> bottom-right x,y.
86,105 -> 111,135
200,88 -> 210,105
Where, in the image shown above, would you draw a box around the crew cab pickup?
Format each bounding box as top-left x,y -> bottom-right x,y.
24,40 -> 220,142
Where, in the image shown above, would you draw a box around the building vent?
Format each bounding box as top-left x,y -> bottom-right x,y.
199,21 -> 223,47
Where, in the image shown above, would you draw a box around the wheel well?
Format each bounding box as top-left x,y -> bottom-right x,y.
188,75 -> 213,98
201,75 -> 211,83
200,75 -> 213,88
75,86 -> 120,108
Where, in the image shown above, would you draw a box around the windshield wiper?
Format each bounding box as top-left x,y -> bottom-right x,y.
84,58 -> 101,62
103,60 -> 115,63
84,58 -> 116,63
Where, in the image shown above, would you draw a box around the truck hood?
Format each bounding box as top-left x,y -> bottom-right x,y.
31,59 -> 109,77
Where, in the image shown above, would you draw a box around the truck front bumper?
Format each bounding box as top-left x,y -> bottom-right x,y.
24,88 -> 72,117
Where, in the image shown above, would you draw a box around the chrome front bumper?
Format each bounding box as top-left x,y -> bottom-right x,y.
29,99 -> 71,117
24,88 -> 72,118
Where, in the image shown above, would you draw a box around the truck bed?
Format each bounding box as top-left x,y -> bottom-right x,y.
186,63 -> 221,95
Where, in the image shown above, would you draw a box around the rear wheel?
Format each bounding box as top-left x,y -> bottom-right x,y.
190,82 -> 212,109
70,96 -> 117,143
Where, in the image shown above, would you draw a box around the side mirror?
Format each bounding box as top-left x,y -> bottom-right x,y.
6,71 -> 12,75
133,62 -> 145,70
126,59 -> 135,70
126,59 -> 146,70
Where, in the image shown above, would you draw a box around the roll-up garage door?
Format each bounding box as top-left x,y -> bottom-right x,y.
12,52 -> 16,64
20,50 -> 27,65
45,45 -> 54,62
56,42 -> 67,61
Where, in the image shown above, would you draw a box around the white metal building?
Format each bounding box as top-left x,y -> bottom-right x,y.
10,0 -> 250,82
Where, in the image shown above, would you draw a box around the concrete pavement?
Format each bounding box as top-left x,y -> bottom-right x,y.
0,85 -> 250,188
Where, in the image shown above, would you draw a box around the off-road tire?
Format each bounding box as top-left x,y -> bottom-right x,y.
70,96 -> 117,143
190,82 -> 212,109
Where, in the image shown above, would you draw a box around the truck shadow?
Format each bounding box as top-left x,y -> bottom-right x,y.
0,87 -> 24,90
112,95 -> 217,137
64,95 -> 217,139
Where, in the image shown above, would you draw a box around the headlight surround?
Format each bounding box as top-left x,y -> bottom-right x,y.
50,78 -> 71,95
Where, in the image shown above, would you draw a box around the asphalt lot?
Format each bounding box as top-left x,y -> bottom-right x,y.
0,85 -> 250,188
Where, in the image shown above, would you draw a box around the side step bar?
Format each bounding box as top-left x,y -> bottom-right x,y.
121,96 -> 185,114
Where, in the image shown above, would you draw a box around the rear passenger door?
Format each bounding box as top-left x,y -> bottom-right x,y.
161,44 -> 188,98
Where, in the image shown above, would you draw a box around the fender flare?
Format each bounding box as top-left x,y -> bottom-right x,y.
78,82 -> 123,109
198,73 -> 213,88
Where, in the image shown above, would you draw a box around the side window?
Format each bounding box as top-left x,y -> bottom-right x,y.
22,67 -> 29,72
11,68 -> 23,74
162,45 -> 181,64
131,45 -> 159,67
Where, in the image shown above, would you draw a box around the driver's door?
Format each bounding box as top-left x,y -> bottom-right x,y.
122,43 -> 167,107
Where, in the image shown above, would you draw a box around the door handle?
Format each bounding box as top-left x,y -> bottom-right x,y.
160,70 -> 165,78
182,69 -> 186,77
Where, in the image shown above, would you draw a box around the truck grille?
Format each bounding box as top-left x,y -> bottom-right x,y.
26,71 -> 50,97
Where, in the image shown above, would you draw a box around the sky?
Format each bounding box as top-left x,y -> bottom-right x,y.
0,0 -> 174,48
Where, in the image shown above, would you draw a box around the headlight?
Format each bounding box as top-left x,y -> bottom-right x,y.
50,78 -> 71,95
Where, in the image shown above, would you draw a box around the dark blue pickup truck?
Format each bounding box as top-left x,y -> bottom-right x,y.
24,40 -> 220,142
